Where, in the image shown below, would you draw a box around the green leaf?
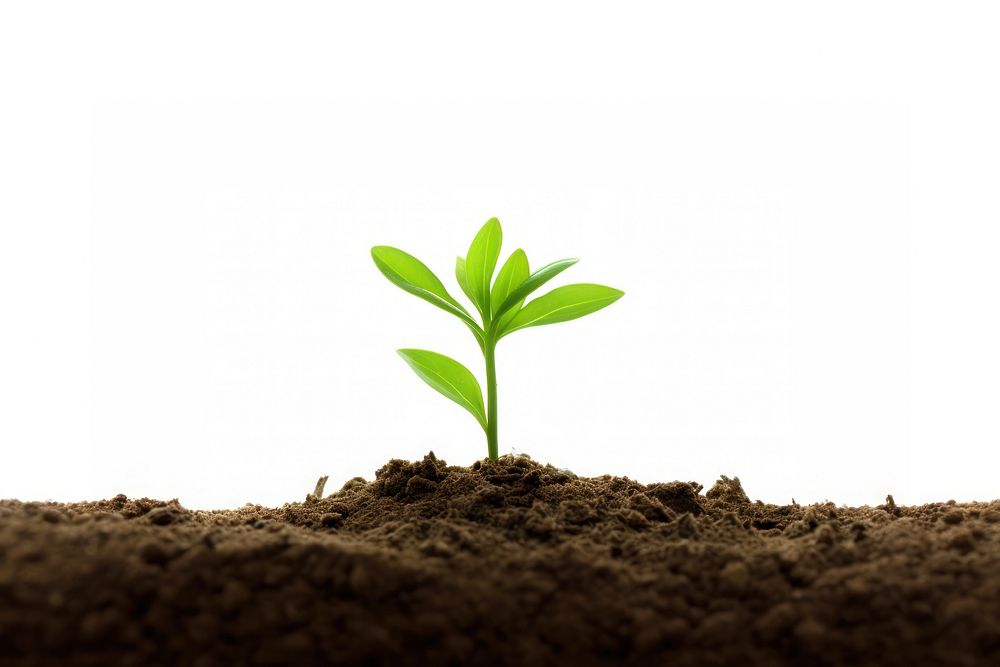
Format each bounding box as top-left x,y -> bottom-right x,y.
492,258 -> 578,321
464,217 -> 503,317
500,283 -> 624,337
491,249 -> 529,332
372,246 -> 481,331
455,256 -> 477,306
455,256 -> 486,350
397,349 -> 487,430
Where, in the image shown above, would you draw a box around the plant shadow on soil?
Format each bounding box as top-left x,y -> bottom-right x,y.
2,452 -> 999,666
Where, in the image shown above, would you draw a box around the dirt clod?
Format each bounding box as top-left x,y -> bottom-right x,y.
706,474 -> 751,505
2,453 -> 999,666
942,509 -> 965,525
145,505 -> 186,526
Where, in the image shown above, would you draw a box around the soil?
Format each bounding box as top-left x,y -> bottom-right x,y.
2,453 -> 999,666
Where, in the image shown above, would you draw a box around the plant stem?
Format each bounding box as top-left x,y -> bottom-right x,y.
484,334 -> 498,459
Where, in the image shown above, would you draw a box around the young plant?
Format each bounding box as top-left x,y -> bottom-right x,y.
372,217 -> 623,459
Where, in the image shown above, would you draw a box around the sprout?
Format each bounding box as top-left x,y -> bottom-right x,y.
372,217 -> 623,459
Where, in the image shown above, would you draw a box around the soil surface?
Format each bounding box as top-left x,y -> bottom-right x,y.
2,453 -> 999,666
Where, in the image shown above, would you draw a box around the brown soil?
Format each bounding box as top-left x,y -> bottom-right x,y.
2,453 -> 999,666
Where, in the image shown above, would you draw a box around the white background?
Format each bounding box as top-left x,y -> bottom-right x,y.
2,2 -> 998,509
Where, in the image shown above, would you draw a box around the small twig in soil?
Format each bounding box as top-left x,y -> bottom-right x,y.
307,476 -> 329,503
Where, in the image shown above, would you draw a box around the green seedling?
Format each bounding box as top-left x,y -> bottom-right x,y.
372,217 -> 623,459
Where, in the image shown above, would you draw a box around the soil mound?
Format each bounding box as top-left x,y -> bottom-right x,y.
2,453 -> 999,666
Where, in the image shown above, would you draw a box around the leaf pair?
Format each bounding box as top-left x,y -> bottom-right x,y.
373,220 -> 623,340
457,246 -> 529,333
